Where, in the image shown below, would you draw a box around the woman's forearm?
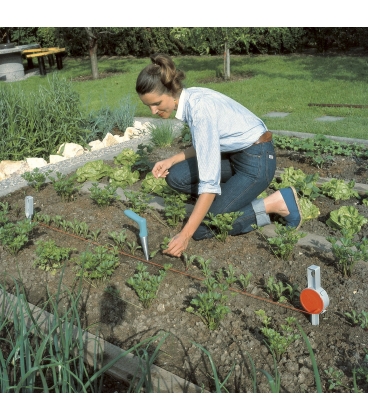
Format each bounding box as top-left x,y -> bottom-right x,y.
181,192 -> 216,238
171,145 -> 196,165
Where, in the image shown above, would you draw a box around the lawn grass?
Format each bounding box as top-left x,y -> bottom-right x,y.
10,54 -> 368,140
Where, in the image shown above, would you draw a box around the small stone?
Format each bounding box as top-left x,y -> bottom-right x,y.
88,140 -> 104,151
157,303 -> 165,312
57,143 -> 84,158
102,133 -> 118,147
26,158 -> 48,170
49,155 -> 67,164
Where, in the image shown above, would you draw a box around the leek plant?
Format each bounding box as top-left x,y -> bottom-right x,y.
0,276 -> 166,393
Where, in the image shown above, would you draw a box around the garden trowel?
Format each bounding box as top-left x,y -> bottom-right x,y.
124,209 -> 149,260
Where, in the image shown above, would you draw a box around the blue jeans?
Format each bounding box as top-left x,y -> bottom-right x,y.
166,141 -> 276,240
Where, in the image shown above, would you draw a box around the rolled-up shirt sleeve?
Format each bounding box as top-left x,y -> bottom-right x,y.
190,102 -> 222,195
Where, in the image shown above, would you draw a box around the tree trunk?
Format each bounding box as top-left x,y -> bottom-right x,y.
224,42 -> 230,81
85,27 -> 99,80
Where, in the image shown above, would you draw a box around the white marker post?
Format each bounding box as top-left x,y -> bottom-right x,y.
25,196 -> 34,222
300,265 -> 330,326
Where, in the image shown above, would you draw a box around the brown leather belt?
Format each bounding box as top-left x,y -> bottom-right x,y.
253,131 -> 273,145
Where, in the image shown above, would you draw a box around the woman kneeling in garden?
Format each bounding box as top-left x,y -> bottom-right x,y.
136,53 -> 302,258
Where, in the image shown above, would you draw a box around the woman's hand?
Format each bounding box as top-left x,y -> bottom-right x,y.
152,158 -> 172,179
162,193 -> 216,258
152,147 -> 197,179
163,232 -> 190,257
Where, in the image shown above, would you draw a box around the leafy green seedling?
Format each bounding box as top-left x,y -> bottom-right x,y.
126,240 -> 142,256
21,167 -> 52,192
327,232 -> 368,277
264,276 -> 295,303
254,309 -> 272,327
123,190 -> 152,215
255,311 -> 300,362
74,246 -> 120,286
237,272 -> 253,291
134,143 -> 154,173
34,240 -> 76,273
108,229 -> 128,250
49,172 -> 80,202
345,310 -> 368,329
204,211 -> 243,242
163,192 -> 189,227
87,229 -> 101,241
0,219 -> 37,256
186,278 -> 231,331
180,124 -> 192,144
324,367 -> 350,391
89,183 -> 118,207
181,253 -> 198,271
253,222 -> 307,260
126,262 -> 167,308
195,256 -> 213,278
149,237 -> 170,258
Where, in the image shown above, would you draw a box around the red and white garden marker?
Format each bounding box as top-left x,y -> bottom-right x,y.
300,265 -> 329,326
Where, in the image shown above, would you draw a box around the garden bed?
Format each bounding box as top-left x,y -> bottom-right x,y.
1,138 -> 368,393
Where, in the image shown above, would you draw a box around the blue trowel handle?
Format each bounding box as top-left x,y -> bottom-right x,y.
124,210 -> 147,237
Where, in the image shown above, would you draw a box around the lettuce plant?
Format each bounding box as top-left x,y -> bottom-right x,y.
271,167 -> 321,200
76,160 -> 112,183
326,206 -> 368,238
113,148 -> 139,167
320,179 -> 360,202
141,172 -> 171,196
299,197 -> 320,222
109,167 -> 139,188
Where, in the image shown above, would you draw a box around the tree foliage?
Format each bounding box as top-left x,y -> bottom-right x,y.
1,27 -> 367,57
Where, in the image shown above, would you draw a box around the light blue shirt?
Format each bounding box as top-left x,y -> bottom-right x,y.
175,87 -> 268,195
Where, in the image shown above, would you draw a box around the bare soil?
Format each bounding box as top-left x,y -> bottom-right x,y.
1,139 -> 368,393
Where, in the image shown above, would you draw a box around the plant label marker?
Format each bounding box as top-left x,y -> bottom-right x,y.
124,209 -> 149,260
25,196 -> 34,221
300,265 -> 330,326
